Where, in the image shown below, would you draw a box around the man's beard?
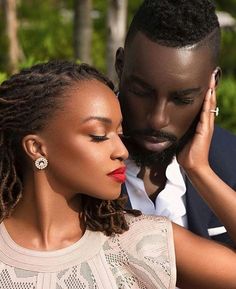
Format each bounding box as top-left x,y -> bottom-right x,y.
123,119 -> 198,168
128,140 -> 178,167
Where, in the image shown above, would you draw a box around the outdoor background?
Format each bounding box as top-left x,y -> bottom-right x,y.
0,0 -> 235,133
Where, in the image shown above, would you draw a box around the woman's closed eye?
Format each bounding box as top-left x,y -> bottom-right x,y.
89,132 -> 130,143
89,134 -> 109,142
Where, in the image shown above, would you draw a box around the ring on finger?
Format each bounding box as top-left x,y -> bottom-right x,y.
209,107 -> 219,117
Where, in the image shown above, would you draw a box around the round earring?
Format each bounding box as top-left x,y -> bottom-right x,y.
35,157 -> 48,170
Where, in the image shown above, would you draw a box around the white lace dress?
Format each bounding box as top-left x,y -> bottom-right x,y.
0,215 -> 176,289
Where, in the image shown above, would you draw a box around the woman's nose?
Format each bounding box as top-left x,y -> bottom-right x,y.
111,135 -> 129,161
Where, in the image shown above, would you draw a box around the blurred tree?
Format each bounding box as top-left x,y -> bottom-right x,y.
91,0 -> 106,72
0,2 -> 6,70
74,0 -> 92,64
5,0 -> 24,73
106,0 -> 127,82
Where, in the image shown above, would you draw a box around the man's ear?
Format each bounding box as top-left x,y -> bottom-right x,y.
22,134 -> 47,162
214,66 -> 222,88
115,47 -> 125,80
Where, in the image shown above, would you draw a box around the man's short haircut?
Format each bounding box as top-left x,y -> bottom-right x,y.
125,0 -> 221,65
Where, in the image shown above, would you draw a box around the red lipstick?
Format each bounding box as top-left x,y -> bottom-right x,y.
108,167 -> 126,183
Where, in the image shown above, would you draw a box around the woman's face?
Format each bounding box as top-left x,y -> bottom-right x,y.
39,79 -> 128,200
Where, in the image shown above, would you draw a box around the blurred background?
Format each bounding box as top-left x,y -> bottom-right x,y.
0,0 -> 235,133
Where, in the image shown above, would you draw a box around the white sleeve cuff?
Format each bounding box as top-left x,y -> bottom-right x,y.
208,226 -> 227,236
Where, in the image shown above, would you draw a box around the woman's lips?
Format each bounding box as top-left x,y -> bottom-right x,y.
107,167 -> 126,183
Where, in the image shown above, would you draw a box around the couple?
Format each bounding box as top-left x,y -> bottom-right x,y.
0,0 -> 236,288
0,60 -> 236,289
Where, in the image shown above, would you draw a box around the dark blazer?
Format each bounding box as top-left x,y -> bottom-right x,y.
122,126 -> 236,247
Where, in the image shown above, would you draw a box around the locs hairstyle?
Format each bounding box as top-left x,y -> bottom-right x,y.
0,60 -> 140,235
125,0 -> 221,65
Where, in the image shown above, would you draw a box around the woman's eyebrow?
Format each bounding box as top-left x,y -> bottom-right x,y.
82,116 -> 123,128
82,116 -> 112,125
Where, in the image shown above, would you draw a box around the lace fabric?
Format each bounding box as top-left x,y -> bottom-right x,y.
0,215 -> 176,289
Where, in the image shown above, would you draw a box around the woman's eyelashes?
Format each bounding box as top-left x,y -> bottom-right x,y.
89,132 -> 127,143
90,134 -> 109,142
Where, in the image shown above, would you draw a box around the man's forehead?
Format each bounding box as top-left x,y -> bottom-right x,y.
126,73 -> 203,95
123,63 -> 211,95
125,32 -> 212,63
125,43 -> 212,82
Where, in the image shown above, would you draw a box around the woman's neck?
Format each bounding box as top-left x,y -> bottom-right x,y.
4,172 -> 85,251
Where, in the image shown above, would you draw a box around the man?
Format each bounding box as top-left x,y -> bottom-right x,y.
116,0 -> 236,246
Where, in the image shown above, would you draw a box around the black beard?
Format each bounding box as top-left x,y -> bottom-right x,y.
123,118 -> 198,168
119,90 -> 200,168
124,139 -> 177,168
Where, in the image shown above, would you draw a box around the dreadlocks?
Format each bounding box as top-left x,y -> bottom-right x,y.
0,60 -> 140,235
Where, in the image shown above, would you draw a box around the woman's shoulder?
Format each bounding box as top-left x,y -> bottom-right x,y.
103,213 -> 176,288
121,213 -> 173,248
125,213 -> 171,226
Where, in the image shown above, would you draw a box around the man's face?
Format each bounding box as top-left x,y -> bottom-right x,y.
116,32 -> 215,167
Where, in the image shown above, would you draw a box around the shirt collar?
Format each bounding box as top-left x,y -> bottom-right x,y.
125,157 -> 187,226
125,157 -> 185,186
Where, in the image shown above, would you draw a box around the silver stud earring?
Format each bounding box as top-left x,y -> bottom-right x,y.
35,157 -> 48,170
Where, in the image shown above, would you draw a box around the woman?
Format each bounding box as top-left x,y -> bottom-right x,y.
0,60 -> 236,289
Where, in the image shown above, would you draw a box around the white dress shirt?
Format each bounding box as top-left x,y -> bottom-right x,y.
125,157 -> 188,228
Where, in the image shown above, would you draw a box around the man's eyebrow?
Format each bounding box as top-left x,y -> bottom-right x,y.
173,87 -> 202,95
128,76 -> 202,96
128,75 -> 153,90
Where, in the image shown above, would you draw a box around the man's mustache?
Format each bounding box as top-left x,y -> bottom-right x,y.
124,128 -> 177,143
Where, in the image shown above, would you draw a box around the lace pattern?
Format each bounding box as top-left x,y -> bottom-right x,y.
0,215 -> 176,289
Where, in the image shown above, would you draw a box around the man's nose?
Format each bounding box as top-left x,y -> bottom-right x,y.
147,100 -> 170,130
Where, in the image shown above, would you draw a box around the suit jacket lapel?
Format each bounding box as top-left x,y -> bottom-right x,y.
121,183 -> 132,209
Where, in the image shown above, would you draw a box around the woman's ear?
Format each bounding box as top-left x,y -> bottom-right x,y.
115,47 -> 125,80
22,134 -> 47,162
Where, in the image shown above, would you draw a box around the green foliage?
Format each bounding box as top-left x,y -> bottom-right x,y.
18,0 -> 73,62
18,56 -> 46,70
216,76 -> 236,134
128,0 -> 142,25
220,30 -> 236,75
216,0 -> 236,17
92,29 -> 106,72
0,72 -> 7,84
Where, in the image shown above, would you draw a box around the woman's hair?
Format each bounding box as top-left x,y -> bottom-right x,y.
0,60 -> 140,235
